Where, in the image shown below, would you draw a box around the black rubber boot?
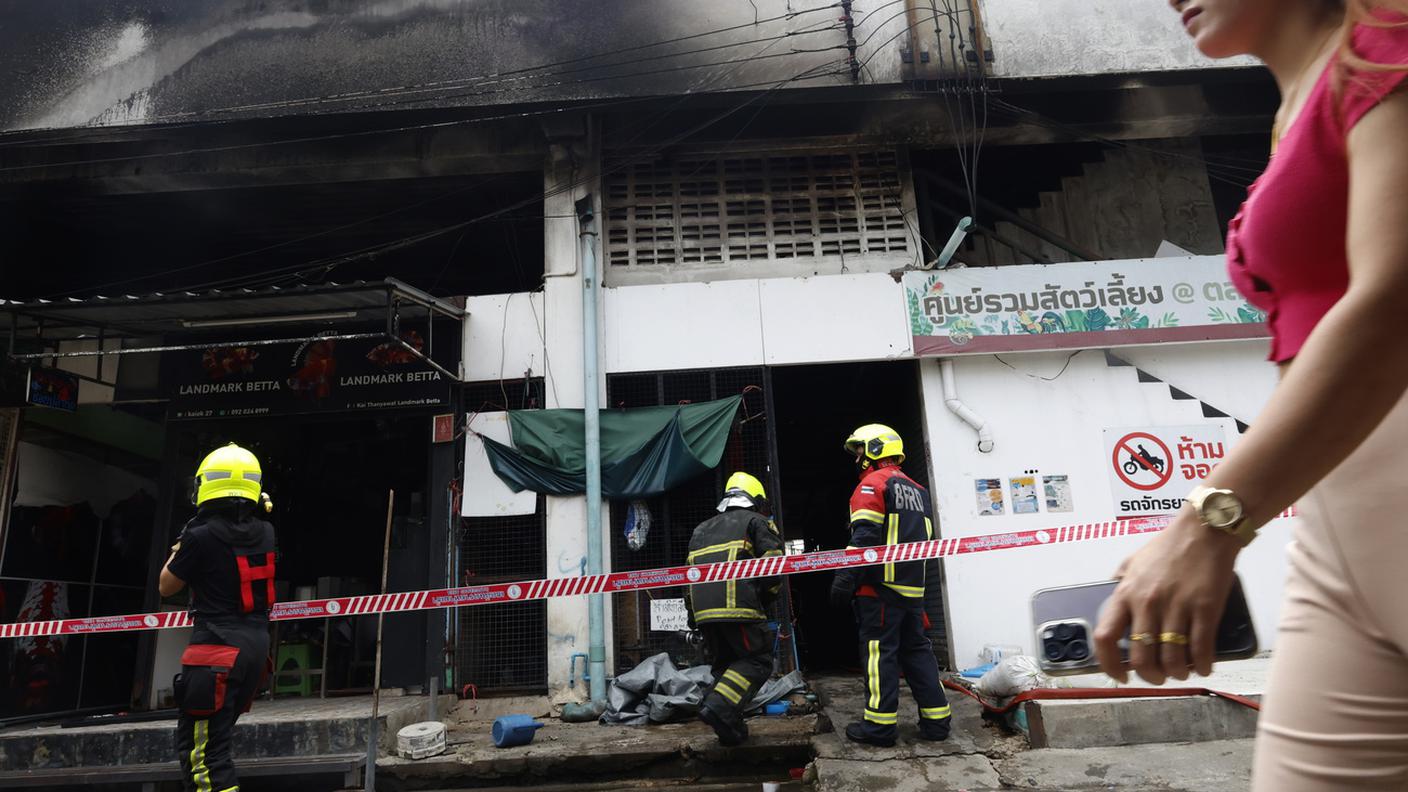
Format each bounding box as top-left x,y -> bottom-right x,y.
699,704 -> 748,746
844,721 -> 897,748
917,717 -> 952,742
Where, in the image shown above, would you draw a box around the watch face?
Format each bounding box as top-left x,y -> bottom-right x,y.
1204,491 -> 1244,529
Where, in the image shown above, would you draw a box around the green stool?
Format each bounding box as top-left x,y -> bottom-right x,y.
275,643 -> 314,696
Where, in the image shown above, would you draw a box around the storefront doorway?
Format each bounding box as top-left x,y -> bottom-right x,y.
769,360 -> 947,672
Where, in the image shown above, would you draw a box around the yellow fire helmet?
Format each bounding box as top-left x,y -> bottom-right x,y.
844,424 -> 905,464
194,443 -> 263,505
724,471 -> 767,501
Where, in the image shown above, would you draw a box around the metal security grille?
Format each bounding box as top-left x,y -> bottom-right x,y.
456,379 -> 547,694
606,368 -> 787,674
605,149 -> 912,269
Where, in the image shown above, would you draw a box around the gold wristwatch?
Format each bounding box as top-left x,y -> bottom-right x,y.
1186,485 -> 1256,546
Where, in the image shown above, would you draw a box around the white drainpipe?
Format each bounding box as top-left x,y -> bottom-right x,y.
940,359 -> 994,453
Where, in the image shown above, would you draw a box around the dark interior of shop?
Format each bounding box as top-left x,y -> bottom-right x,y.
0,403 -> 165,719
167,412 -> 432,693
769,360 -> 939,673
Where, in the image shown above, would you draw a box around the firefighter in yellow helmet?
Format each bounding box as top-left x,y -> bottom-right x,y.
830,424 -> 952,747
159,443 -> 277,792
685,471 -> 784,745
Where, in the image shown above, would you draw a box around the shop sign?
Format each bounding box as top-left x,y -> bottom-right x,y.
164,330 -> 450,420
1103,424 -> 1227,517
903,256 -> 1270,356
27,368 -> 79,412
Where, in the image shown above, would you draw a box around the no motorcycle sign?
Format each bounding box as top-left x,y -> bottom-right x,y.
1104,425 -> 1227,517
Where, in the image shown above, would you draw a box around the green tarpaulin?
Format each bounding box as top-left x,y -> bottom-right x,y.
482,395 -> 742,499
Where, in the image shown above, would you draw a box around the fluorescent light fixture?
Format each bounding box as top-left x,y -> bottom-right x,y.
181,311 -> 358,329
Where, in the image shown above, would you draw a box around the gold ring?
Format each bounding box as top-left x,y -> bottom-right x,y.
1129,632 -> 1157,646
1159,632 -> 1189,645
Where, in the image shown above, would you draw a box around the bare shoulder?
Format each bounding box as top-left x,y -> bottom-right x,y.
1346,87 -> 1408,283
1348,84 -> 1408,153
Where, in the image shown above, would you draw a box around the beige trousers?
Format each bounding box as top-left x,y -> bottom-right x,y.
1252,391 -> 1408,790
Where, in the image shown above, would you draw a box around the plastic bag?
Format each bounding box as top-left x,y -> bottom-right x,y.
975,655 -> 1049,698
624,500 -> 652,551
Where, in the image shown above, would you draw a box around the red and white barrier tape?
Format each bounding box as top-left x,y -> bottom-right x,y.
0,510 -> 1294,639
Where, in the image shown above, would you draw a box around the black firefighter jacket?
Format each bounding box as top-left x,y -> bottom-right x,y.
685,507 -> 784,624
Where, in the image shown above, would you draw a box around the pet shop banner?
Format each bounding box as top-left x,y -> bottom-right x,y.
904,255 -> 1270,356
163,328 -> 450,420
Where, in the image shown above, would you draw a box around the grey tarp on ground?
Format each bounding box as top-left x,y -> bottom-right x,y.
600,652 -> 806,726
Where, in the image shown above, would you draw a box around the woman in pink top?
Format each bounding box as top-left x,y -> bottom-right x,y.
1095,1 -> 1408,789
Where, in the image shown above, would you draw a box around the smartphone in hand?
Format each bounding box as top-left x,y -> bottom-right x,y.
1031,574 -> 1257,676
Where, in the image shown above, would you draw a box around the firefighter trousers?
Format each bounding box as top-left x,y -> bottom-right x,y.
853,596 -> 952,741
174,623 -> 267,792
700,621 -> 773,730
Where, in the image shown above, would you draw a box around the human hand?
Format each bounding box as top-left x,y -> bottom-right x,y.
1093,510 -> 1241,684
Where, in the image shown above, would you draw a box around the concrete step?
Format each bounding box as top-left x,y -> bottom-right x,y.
1023,656 -> 1269,749
0,694 -> 452,770
380,714 -> 818,788
1024,692 -> 1259,749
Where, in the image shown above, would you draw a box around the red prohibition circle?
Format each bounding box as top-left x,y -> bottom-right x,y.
1111,432 -> 1174,491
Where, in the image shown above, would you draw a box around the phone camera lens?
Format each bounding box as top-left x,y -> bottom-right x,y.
1065,639 -> 1090,661
1054,624 -> 1075,641
1043,641 -> 1065,660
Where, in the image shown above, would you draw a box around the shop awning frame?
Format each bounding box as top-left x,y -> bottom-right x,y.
2,279 -> 467,382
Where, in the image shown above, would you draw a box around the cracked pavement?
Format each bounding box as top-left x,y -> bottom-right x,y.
807,675 -> 1254,792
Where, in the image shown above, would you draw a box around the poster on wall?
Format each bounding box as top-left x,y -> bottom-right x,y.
975,478 -> 1004,516
1010,476 -> 1039,514
1043,475 -> 1074,512
164,329 -> 450,420
1104,424 -> 1227,517
650,598 -> 689,632
903,256 -> 1270,356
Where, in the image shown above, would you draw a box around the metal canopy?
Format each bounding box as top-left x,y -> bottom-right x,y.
2,279 -> 467,382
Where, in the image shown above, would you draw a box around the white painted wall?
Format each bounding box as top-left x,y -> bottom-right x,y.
918,344 -> 1290,669
981,0 -> 1258,78
462,291 -> 547,386
603,273 -> 912,372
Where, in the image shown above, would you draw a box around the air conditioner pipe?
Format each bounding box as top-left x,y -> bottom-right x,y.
940,359 -> 994,453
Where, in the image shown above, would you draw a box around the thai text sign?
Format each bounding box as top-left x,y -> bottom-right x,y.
1104,424 -> 1227,517
904,256 -> 1269,356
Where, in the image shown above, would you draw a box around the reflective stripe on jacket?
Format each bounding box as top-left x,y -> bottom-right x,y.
848,463 -> 933,604
686,507 -> 784,623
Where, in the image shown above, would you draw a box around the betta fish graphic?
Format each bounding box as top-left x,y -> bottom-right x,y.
288,340 -> 336,400
366,330 -> 424,368
202,347 -> 260,381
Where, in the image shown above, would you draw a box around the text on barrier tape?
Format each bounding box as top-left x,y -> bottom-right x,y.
0,510 -> 1293,639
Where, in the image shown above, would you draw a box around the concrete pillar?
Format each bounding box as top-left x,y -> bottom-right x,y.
1036,190 -> 1074,263
1150,139 -> 1224,255
1062,171 -> 1105,260
540,135 -> 613,703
